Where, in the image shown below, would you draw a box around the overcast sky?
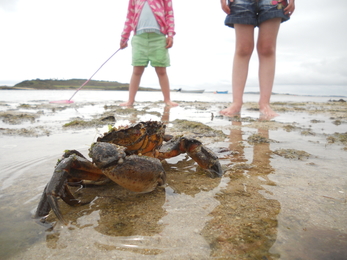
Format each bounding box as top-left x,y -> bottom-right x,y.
1,0 -> 346,93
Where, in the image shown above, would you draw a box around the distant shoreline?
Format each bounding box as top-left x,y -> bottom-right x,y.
0,79 -> 159,92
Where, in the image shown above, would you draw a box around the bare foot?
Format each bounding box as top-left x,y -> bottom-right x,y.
120,101 -> 134,107
165,100 -> 178,107
219,103 -> 242,117
259,104 -> 279,120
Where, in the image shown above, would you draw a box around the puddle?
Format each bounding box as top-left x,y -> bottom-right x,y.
0,98 -> 347,259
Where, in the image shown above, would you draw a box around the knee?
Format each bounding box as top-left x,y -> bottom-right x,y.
132,66 -> 145,77
155,67 -> 167,77
235,44 -> 254,58
257,43 -> 276,57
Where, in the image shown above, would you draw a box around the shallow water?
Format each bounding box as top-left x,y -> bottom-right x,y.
0,91 -> 347,259
0,89 -> 341,104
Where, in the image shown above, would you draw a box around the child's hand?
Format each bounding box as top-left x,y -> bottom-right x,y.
166,37 -> 173,49
221,0 -> 231,14
284,0 -> 295,16
120,40 -> 128,49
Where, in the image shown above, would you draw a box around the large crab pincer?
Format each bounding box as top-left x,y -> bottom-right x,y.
35,121 -> 222,224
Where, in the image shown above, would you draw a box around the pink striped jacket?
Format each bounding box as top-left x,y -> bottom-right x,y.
121,0 -> 175,44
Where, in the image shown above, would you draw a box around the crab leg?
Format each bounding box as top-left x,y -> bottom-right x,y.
35,153 -> 104,224
158,137 -> 223,178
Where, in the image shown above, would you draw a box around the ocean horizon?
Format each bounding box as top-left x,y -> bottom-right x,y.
174,84 -> 347,97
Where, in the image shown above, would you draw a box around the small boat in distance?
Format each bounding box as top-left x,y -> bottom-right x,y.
214,91 -> 228,94
177,88 -> 205,93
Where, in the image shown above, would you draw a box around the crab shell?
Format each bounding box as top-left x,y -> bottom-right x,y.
97,121 -> 166,157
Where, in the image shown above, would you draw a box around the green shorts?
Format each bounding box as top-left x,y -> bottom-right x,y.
131,33 -> 170,67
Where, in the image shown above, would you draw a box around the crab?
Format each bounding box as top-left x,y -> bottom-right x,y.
35,121 -> 223,224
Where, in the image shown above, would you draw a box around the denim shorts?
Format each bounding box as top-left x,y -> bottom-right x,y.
131,33 -> 170,67
225,0 -> 290,28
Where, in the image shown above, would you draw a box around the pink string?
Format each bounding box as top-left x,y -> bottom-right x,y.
67,48 -> 121,101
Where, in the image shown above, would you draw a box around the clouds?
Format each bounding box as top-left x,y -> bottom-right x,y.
0,0 -> 20,12
0,0 -> 346,94
301,56 -> 347,85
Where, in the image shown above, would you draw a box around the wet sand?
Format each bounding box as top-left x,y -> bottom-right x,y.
0,99 -> 347,260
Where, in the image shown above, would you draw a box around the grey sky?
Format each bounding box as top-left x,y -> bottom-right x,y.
1,0 -> 346,92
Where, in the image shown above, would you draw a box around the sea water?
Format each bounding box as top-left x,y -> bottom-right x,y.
1,89 -> 347,259
0,89 -> 344,105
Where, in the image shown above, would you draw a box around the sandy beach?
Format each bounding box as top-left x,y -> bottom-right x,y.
0,91 -> 347,259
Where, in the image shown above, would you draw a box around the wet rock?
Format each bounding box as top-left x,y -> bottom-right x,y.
273,149 -> 310,160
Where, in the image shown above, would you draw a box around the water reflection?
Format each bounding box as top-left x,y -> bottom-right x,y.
201,117 -> 281,259
125,104 -> 172,124
161,105 -> 171,124
44,185 -> 167,250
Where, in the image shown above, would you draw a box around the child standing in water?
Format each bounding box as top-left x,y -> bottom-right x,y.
119,0 -> 178,107
220,0 -> 295,118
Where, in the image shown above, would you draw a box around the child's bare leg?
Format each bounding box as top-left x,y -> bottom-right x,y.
155,67 -> 178,107
220,24 -> 254,116
120,66 -> 145,106
257,18 -> 281,118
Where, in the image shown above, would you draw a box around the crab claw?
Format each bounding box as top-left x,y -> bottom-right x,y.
89,142 -> 127,168
89,142 -> 166,193
159,137 -> 223,178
